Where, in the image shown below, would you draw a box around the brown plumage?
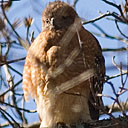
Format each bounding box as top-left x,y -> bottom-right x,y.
22,1 -> 105,127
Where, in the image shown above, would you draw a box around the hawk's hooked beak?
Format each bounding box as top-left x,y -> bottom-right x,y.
50,18 -> 54,26
50,17 -> 55,30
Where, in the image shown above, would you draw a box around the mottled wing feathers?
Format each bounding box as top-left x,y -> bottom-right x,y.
23,34 -> 46,101
79,27 -> 105,120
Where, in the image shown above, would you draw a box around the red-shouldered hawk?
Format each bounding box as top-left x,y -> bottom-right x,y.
23,1 -> 105,128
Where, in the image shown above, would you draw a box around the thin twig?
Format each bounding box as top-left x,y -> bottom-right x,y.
8,65 -> 22,76
0,57 -> 26,66
115,20 -> 128,39
73,0 -> 79,8
93,32 -> 128,45
102,47 -> 128,52
83,12 -> 113,25
0,101 -> 37,113
0,79 -> 22,97
102,0 -> 124,17
106,71 -> 128,81
112,56 -> 127,73
83,11 -> 126,25
0,107 -> 20,127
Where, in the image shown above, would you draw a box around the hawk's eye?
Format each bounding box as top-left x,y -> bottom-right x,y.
45,19 -> 50,24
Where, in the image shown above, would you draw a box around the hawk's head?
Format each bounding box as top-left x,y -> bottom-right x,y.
42,1 -> 79,30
